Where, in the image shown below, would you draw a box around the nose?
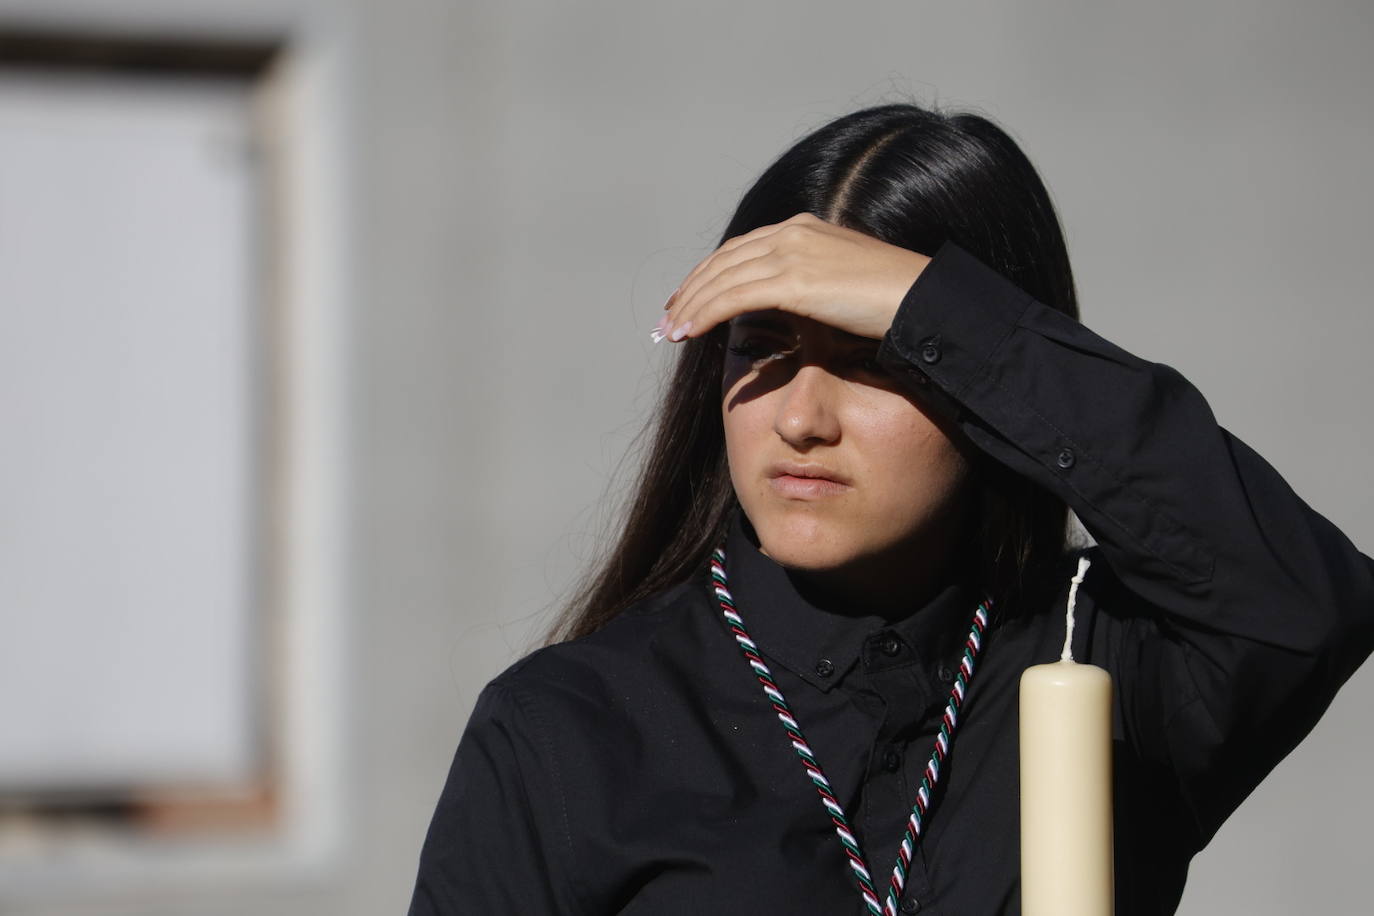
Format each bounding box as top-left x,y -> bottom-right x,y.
773,364 -> 841,447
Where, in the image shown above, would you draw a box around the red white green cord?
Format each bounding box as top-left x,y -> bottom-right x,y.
709,544 -> 991,916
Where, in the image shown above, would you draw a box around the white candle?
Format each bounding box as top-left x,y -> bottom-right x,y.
1019,557 -> 1114,916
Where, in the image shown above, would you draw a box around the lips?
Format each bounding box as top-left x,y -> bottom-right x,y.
766,461 -> 852,498
766,461 -> 851,485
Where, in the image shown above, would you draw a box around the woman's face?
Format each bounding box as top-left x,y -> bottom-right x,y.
721,310 -> 974,599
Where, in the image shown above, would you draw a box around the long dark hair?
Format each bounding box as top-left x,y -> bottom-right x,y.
546,103 -> 1078,644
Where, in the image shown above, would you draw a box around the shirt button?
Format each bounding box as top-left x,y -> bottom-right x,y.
937,664 -> 955,684
882,749 -> 902,772
880,634 -> 902,657
919,338 -> 942,364
1056,447 -> 1076,469
814,658 -> 835,678
900,898 -> 921,914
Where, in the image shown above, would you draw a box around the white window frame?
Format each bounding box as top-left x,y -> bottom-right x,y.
0,25 -> 351,903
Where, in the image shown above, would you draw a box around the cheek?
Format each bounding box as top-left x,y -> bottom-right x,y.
849,398 -> 971,506
721,390 -> 772,470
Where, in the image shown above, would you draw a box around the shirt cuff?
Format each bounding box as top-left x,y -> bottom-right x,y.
876,239 -> 1034,413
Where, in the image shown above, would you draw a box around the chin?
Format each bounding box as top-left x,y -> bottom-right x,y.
751,511 -> 865,571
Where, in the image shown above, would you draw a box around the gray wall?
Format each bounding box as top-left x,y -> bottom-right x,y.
5,0 -> 1373,912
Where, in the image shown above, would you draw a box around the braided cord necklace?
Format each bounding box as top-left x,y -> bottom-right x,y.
709,543 -> 991,916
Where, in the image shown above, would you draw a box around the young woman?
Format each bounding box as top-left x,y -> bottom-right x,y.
408,104 -> 1374,915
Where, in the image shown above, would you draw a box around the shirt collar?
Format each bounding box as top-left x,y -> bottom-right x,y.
719,507 -> 984,693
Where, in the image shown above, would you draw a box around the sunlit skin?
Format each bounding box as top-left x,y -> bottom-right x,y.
655,212 -> 979,611
720,309 -> 977,614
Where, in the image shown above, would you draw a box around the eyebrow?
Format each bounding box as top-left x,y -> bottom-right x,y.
730,312 -> 878,347
730,312 -> 793,335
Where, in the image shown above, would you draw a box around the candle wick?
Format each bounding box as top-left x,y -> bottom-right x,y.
1060,555 -> 1092,663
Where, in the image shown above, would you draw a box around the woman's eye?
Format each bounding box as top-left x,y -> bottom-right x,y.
727,340 -> 790,363
850,354 -> 889,377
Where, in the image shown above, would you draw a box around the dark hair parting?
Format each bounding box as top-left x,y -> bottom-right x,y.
547,103 -> 1078,644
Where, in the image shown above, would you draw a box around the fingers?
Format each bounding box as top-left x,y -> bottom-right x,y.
666,223 -> 786,312
666,213 -> 833,309
654,212 -> 835,343
655,213 -> 833,343
669,235 -> 775,322
662,257 -> 783,341
651,213 -> 925,345
659,276 -> 785,342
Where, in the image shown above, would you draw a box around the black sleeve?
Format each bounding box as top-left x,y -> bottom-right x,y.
877,240 -> 1374,843
407,680 -> 577,915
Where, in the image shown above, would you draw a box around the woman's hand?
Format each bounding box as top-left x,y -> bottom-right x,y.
655,212 -> 932,343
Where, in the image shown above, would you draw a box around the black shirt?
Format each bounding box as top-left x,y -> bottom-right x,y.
408,242 -> 1374,915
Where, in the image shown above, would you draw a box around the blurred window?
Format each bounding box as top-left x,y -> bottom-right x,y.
0,28 -> 284,839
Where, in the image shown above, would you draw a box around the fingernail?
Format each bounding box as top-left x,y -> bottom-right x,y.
669,320 -> 692,342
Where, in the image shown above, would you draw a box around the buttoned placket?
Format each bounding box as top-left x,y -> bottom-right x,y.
719,506 -> 983,915
837,627 -> 952,915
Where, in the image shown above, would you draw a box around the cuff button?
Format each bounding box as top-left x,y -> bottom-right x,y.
919,339 -> 942,364
1056,448 -> 1076,469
